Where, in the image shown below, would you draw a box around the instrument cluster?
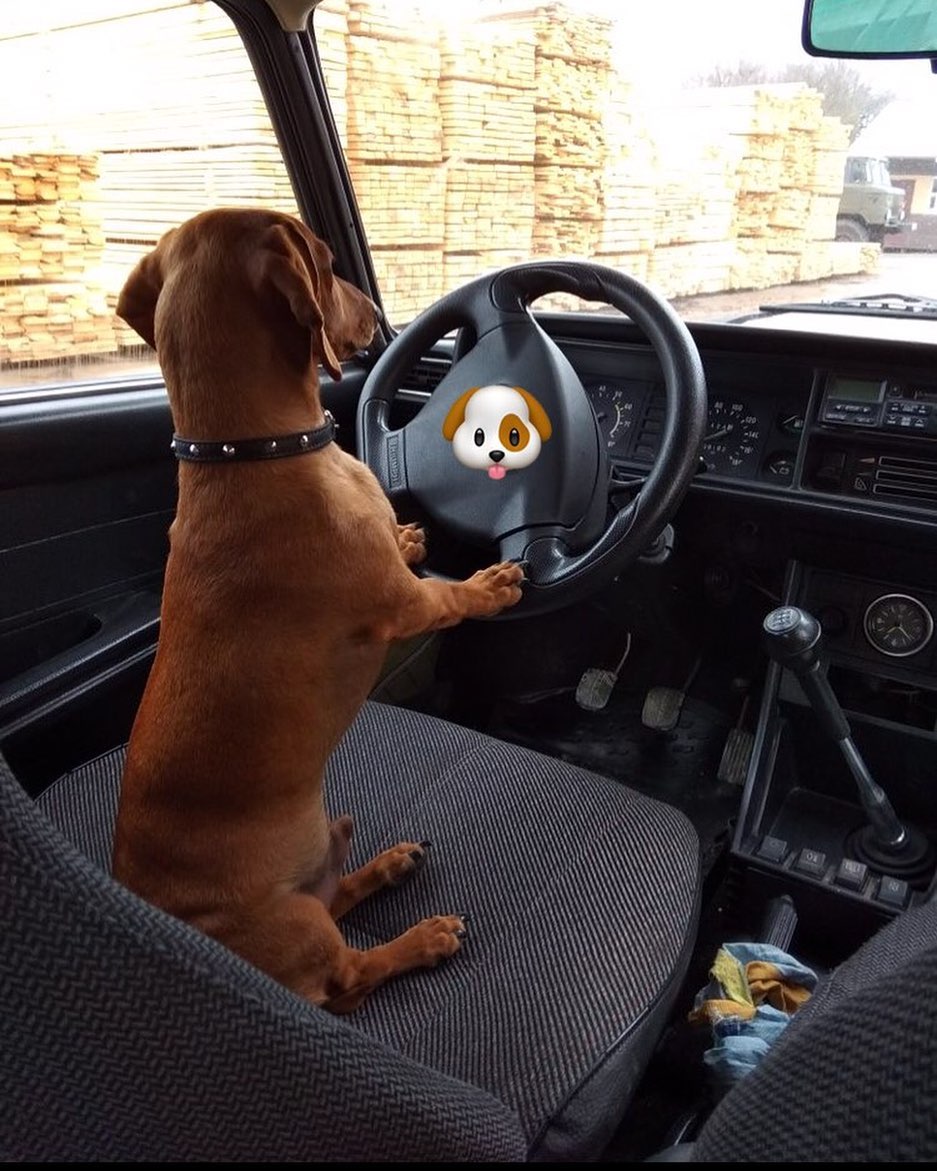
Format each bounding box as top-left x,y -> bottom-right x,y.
585,378 -> 775,481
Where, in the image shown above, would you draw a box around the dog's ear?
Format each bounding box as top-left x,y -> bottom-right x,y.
252,221 -> 342,380
442,387 -> 478,440
116,231 -> 175,350
514,387 -> 553,441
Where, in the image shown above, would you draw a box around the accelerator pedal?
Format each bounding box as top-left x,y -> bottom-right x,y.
717,694 -> 754,786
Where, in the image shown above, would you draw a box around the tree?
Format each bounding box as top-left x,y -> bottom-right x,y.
694,59 -> 894,143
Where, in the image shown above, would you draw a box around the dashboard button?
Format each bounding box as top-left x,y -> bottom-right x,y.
877,876 -> 909,910
756,835 -> 788,863
779,413 -> 804,435
814,451 -> 846,488
794,847 -> 828,878
834,857 -> 868,891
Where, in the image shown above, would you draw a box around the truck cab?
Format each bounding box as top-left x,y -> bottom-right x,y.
837,154 -> 907,243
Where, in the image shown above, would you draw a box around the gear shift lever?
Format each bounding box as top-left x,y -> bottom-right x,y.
762,605 -> 932,877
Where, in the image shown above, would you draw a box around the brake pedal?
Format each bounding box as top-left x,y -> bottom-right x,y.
641,685 -> 685,731
641,657 -> 701,731
575,633 -> 632,711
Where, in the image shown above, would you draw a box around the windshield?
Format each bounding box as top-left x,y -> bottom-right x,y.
315,0 -> 937,327
2,0 -> 936,395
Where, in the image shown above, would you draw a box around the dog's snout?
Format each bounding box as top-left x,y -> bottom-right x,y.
489,450 -> 505,463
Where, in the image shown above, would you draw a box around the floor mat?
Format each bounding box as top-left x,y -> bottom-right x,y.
490,688 -> 743,875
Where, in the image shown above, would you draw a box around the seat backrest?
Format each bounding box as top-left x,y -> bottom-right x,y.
0,751 -> 526,1161
689,893 -> 937,1162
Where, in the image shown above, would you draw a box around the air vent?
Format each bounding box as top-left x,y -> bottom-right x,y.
400,355 -> 451,394
873,453 -> 937,505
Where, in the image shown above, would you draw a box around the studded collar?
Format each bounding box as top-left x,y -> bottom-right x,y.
171,412 -> 336,463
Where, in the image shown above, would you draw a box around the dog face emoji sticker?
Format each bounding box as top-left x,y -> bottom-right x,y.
442,384 -> 552,480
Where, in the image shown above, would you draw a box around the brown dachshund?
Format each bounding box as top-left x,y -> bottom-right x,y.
113,207 -> 523,1013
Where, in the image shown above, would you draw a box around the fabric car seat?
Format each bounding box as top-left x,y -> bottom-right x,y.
1,699 -> 701,1162
648,891 -> 937,1163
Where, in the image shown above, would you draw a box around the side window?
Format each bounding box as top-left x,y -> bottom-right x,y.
0,0 -> 297,394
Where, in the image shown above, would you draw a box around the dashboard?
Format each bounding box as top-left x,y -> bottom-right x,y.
553,328 -> 937,518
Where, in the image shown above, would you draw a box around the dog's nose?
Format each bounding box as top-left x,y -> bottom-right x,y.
489,450 -> 505,462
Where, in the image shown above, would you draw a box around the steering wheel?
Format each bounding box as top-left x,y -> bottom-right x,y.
357,261 -> 707,618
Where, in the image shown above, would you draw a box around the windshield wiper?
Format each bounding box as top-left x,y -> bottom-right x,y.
757,293 -> 937,320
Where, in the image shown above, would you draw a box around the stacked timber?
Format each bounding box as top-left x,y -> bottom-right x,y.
529,4 -> 613,259
0,1 -> 301,353
0,152 -> 116,362
317,0 -> 350,144
592,78 -> 654,280
439,18 -> 536,291
345,0 -> 444,319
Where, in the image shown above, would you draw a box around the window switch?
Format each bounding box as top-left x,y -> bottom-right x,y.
834,857 -> 868,891
794,847 -> 827,878
877,875 -> 909,910
756,835 -> 788,863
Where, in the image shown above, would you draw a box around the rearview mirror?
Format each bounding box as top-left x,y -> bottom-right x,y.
803,0 -> 937,59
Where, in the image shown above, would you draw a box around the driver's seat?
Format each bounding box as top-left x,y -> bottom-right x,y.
1,699 -> 701,1161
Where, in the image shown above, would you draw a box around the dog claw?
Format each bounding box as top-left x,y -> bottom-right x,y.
420,839 -> 432,848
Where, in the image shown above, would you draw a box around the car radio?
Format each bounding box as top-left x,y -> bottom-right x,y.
821,374 -> 937,435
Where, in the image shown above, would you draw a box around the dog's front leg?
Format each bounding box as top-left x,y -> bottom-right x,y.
330,839 -> 430,919
396,522 -> 427,567
380,560 -> 524,641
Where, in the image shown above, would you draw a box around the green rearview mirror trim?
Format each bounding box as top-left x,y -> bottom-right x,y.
804,0 -> 937,59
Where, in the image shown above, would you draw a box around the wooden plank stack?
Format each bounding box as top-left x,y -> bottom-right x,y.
1,152 -> 116,362
439,17 -> 536,290
317,0 -> 350,144
0,1 -> 881,363
530,4 -> 612,259
345,0 -> 444,318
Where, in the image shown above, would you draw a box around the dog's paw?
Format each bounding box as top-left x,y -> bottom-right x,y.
372,839 -> 431,886
467,560 -> 525,615
403,914 -> 468,964
397,522 -> 427,567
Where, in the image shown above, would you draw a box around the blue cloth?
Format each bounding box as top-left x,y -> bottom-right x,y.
691,941 -> 818,1089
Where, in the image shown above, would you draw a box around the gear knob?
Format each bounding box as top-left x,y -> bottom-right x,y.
762,606 -> 823,671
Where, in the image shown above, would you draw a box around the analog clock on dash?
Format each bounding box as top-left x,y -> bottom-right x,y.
863,594 -> 934,658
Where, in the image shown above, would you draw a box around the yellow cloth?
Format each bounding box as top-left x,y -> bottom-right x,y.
688,947 -> 813,1025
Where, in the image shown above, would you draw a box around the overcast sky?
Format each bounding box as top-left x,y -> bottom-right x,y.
599,0 -> 937,98
465,0 -> 937,102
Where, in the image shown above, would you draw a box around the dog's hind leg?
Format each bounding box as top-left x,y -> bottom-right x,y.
319,910 -> 467,1014
329,839 -> 431,919
238,892 -> 466,1014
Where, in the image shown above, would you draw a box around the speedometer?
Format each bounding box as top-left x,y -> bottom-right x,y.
701,398 -> 762,475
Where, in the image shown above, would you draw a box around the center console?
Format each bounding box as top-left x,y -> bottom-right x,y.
806,368 -> 937,508
734,559 -> 937,951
